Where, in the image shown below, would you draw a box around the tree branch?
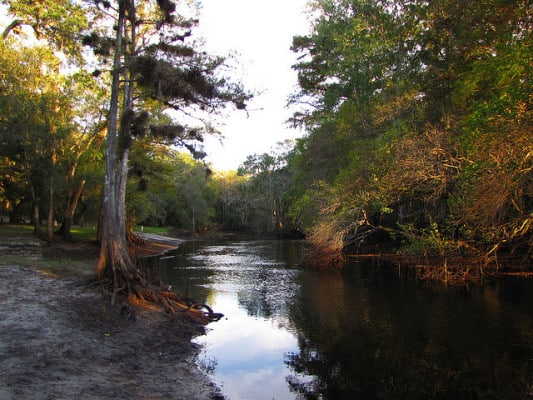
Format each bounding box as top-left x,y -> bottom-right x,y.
2,19 -> 24,40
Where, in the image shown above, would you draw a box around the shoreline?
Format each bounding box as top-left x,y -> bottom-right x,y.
0,234 -> 223,400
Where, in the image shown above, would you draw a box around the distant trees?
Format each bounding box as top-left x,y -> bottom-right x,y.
237,152 -> 291,235
125,148 -> 296,236
0,39 -> 105,238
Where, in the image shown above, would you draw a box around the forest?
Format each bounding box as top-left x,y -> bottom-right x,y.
0,0 -> 531,282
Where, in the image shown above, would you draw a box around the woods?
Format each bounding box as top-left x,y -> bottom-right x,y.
0,0 -> 531,285
284,0 -> 532,275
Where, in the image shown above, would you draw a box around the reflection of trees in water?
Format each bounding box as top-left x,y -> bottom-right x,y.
237,266 -> 299,322
285,264 -> 533,399
235,240 -> 306,321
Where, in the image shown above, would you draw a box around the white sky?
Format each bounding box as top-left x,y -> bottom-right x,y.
196,0 -> 311,171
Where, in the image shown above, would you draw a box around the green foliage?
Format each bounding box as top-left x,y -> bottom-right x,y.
1,0 -> 530,262
0,37 -> 107,234
3,0 -> 89,61
125,148 -> 217,232
285,0 -> 533,259
0,0 -> 250,243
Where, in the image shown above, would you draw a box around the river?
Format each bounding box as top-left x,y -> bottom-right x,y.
149,240 -> 533,400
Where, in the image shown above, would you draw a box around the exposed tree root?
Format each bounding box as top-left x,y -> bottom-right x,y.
90,273 -> 224,325
92,261 -> 223,325
120,301 -> 136,321
124,284 -> 223,324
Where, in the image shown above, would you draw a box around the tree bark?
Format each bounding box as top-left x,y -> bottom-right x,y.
95,2 -> 130,280
58,179 -> 85,240
47,177 -> 54,240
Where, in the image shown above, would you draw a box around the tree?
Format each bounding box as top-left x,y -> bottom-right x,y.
211,170 -> 248,231
1,0 -> 105,239
176,156 -> 213,232
0,41 -> 69,236
2,0 -> 89,61
91,0 -> 248,319
238,149 -> 292,235
55,72 -> 108,239
287,0 -> 532,272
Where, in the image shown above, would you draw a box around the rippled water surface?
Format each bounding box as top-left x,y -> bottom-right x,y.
152,240 -> 533,400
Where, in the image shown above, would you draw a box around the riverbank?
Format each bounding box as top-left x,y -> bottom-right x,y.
0,234 -> 223,400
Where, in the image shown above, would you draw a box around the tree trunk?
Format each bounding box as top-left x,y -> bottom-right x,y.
47,177 -> 54,240
58,179 -> 85,240
32,201 -> 41,235
92,0 -> 220,324
30,186 -> 41,236
95,2 -> 130,280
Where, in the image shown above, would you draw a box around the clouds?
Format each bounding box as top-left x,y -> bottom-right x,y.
194,292 -> 300,400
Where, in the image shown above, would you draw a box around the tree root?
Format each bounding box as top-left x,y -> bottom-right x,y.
126,287 -> 223,324
111,285 -> 125,306
89,270 -> 223,325
94,237 -> 222,325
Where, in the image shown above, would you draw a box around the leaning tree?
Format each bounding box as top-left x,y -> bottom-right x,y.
89,0 -> 249,322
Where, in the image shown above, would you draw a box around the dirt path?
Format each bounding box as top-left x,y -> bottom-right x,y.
0,242 -> 222,399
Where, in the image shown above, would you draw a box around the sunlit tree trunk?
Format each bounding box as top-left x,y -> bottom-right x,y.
95,2 -> 133,281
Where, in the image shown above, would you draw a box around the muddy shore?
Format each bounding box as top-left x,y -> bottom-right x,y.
0,235 -> 223,400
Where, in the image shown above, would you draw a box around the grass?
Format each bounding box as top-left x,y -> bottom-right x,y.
132,225 -> 173,235
0,223 -> 173,278
0,224 -> 98,241
1,223 -> 173,238
0,224 -> 35,238
0,224 -> 97,278
69,226 -> 98,241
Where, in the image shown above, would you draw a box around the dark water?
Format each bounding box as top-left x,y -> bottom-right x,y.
150,240 -> 533,400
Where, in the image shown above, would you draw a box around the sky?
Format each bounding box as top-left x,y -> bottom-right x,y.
195,0 -> 312,171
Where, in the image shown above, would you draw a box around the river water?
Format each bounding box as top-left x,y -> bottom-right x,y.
151,240 -> 533,400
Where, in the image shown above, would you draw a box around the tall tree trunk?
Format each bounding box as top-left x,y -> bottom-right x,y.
47,177 -> 54,239
91,0 -> 219,323
95,2 -> 132,280
32,202 -> 41,235
30,185 -> 41,236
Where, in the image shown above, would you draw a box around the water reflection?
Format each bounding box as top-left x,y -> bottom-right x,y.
152,241 -> 533,400
195,293 -> 306,400
154,241 -> 310,399
287,264 -> 533,399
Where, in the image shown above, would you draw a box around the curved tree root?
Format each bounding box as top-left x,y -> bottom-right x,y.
135,283 -> 223,324
91,270 -> 222,325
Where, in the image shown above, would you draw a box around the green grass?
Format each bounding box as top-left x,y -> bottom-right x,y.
132,225 -> 172,235
0,224 -> 176,278
0,224 -> 98,241
0,224 -> 97,277
0,224 -> 35,238
69,226 -> 98,241
1,223 -> 173,238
